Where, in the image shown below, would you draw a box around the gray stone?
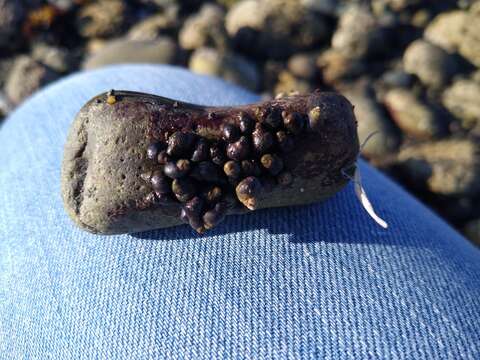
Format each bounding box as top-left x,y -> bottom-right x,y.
126,7 -> 179,41
274,70 -> 314,95
424,5 -> 480,67
76,0 -> 129,38
83,38 -> 178,70
397,139 -> 480,196
5,56 -> 59,105
457,3 -> 480,67
384,88 -> 446,139
287,53 -> 318,80
316,49 -> 365,84
424,10 -> 468,53
442,76 -> 480,130
403,39 -> 459,89
188,47 -> 259,91
0,0 -> 24,48
380,69 -> 413,89
179,4 -> 228,51
225,0 -> 330,59
0,56 -> 15,88
32,43 -> 75,73
331,4 -> 388,60
344,87 -> 400,158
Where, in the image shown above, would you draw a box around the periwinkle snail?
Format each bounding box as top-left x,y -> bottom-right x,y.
62,90 -> 362,234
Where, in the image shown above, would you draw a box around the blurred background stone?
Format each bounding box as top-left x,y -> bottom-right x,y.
5,55 -> 59,105
403,40 -> 459,89
188,47 -> 259,91
384,88 -> 447,139
82,38 -> 179,70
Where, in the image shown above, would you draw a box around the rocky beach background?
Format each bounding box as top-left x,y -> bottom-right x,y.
1,0 -> 479,244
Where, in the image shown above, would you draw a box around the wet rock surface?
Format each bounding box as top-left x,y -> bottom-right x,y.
0,0 -> 478,243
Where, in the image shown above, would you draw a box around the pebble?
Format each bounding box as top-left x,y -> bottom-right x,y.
424,10 -> 468,53
384,88 -> 446,139
188,47 -> 259,91
397,139 -> 480,197
403,40 -> 459,89
316,49 -> 365,84
127,8 -> 179,41
5,56 -> 59,105
82,38 -> 178,70
422,5 -> 480,67
344,88 -> 400,158
287,53 -> 318,80
331,4 -> 388,60
77,0 -> 129,38
179,3 -> 228,51
442,76 -> 480,130
456,3 -> 480,67
225,0 -> 330,59
274,70 -> 314,95
32,43 -> 75,74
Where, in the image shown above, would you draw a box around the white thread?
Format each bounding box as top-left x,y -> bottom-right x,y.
342,131 -> 389,229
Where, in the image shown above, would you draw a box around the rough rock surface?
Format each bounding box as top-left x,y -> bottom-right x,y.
61,91 -> 359,234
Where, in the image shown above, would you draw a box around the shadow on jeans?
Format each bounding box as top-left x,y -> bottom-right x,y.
132,188 -> 396,246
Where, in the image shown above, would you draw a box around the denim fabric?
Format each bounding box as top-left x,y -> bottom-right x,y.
0,65 -> 479,360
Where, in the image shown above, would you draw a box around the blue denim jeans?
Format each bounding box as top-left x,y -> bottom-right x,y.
0,65 -> 479,359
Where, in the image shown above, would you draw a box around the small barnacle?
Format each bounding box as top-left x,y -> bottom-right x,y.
236,176 -> 262,210
203,202 -> 227,229
308,106 -> 323,130
106,89 -> 117,105
260,154 -> 284,176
